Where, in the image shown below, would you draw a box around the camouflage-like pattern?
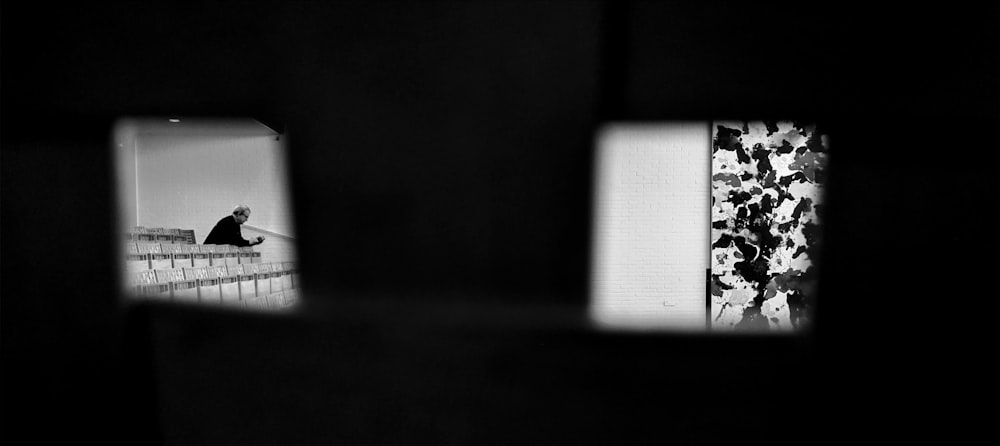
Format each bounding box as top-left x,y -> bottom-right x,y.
711,121 -> 827,332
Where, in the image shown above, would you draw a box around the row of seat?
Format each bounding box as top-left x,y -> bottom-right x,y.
127,242 -> 254,253
128,233 -> 193,244
131,226 -> 189,233
128,263 -> 299,306
126,227 -> 196,244
123,226 -> 299,311
125,243 -> 262,272
244,290 -> 298,311
138,286 -> 299,311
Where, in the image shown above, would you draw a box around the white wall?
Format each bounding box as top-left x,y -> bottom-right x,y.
112,119 -> 139,233
134,131 -> 297,263
590,123 -> 710,332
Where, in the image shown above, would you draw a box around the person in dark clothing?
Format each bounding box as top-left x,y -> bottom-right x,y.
203,205 -> 265,247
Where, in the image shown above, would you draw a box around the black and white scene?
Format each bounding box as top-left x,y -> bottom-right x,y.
2,2 -> 997,445
115,118 -> 299,311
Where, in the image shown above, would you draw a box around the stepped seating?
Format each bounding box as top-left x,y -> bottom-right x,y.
253,263 -> 271,297
270,262 -> 284,293
285,262 -> 300,289
125,242 -> 150,273
123,234 -> 298,310
126,227 -> 196,244
144,243 -> 172,270
199,244 -> 228,267
162,244 -> 194,268
130,269 -> 170,300
219,265 -> 241,305
192,246 -> 211,267
238,248 -> 254,264
186,265 -> 221,304
265,292 -> 285,308
133,232 -> 157,243
156,268 -> 198,302
222,247 -> 240,267
231,264 -> 257,302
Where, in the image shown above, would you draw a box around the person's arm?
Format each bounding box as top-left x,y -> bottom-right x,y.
238,223 -> 264,246
233,231 -> 260,247
225,218 -> 254,247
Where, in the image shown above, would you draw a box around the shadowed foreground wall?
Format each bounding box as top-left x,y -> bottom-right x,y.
2,2 -> 997,445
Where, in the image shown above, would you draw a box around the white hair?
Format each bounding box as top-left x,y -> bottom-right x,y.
232,204 -> 252,216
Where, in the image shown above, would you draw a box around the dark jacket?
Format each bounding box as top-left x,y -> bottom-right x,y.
203,215 -> 252,246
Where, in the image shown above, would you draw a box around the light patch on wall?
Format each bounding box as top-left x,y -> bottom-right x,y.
589,122 -> 710,333
111,117 -> 301,313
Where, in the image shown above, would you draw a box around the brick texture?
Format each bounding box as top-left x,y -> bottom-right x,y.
590,123 -> 710,331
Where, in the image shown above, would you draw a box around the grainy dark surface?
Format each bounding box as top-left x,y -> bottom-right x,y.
2,1 -> 998,445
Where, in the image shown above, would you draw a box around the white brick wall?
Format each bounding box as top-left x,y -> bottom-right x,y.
590,123 -> 710,332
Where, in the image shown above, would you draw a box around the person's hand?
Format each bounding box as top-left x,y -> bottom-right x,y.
255,236 -> 265,244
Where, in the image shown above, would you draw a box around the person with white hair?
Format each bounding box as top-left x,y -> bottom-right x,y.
203,204 -> 265,246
